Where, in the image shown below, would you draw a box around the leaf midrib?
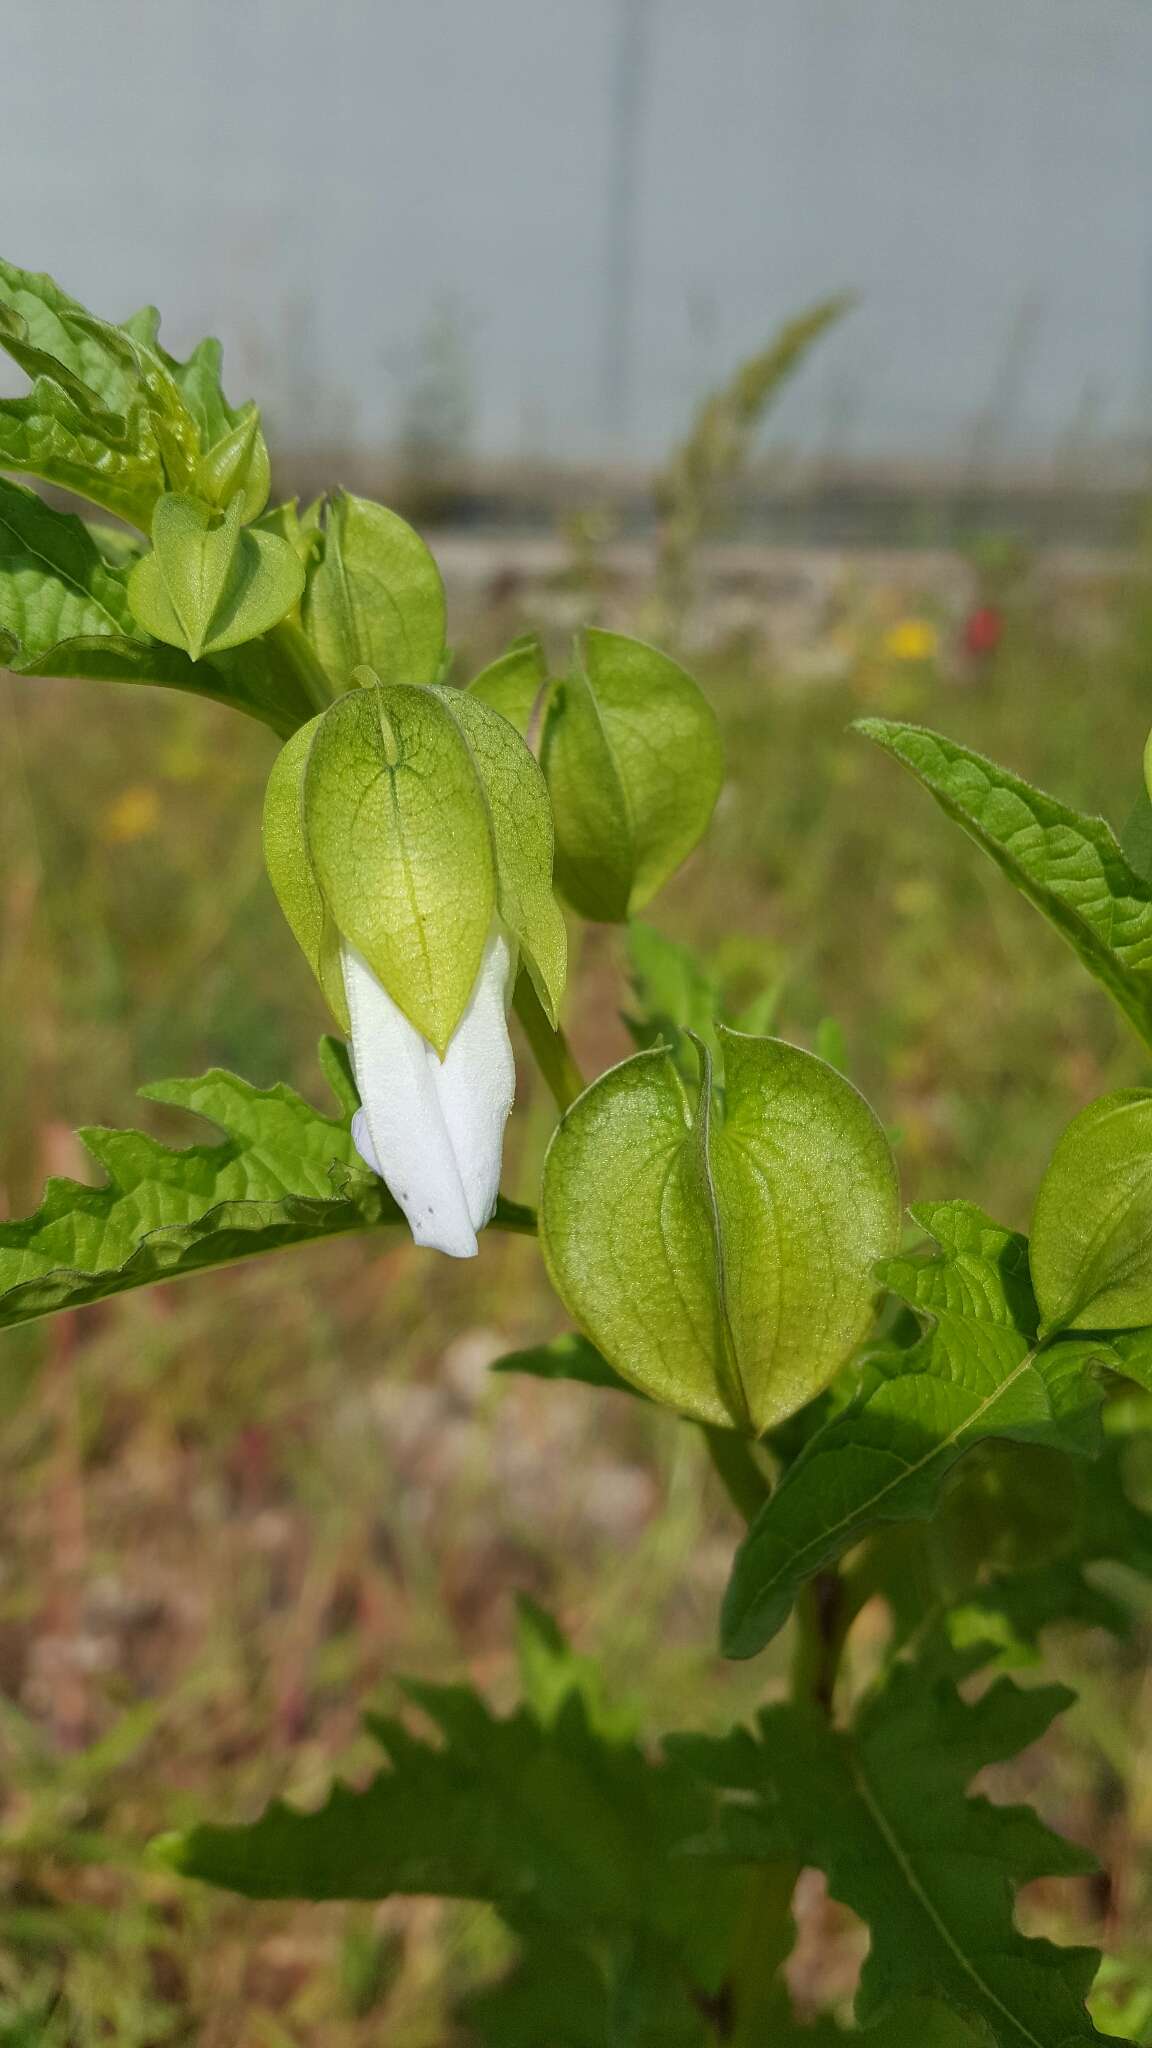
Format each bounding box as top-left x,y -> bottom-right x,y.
738,1331 -> 1044,1620
848,1744 -> 1046,2047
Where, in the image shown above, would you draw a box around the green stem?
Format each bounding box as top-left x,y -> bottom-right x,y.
512,970 -> 585,1114
702,1426 -> 770,1524
790,1569 -> 849,1718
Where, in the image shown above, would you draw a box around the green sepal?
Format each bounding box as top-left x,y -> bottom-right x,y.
302,680 -> 496,1052
301,491 -> 446,690
433,685 -> 567,1024
540,1031 -> 900,1433
542,629 -> 723,922
468,632 -> 550,735
128,492 -> 305,659
262,716 -> 351,1032
194,403 -> 271,523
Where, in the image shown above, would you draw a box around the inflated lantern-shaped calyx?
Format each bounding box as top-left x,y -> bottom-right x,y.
262,673 -> 567,1257
540,1032 -> 901,1434
470,627 -> 724,923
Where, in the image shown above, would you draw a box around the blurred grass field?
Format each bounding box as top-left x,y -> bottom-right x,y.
2,538 -> 1152,2042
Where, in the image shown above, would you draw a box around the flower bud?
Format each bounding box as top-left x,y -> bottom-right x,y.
262,675 -> 566,1254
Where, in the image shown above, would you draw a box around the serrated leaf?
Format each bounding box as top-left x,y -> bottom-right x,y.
0,477 -> 317,736
858,719 -> 1152,1050
0,473 -> 139,646
0,1043 -> 532,1333
432,685 -> 567,1023
128,492 -> 304,659
0,261 -> 272,531
676,1652 -> 1111,2045
0,257 -> 155,423
302,680 -> 496,1052
0,259 -> 167,526
542,629 -> 723,922
540,1032 -> 900,1434
1031,1091 -> 1152,1336
722,1203 -> 1119,1659
0,373 -> 164,530
158,1657 -> 744,2018
301,491 -> 446,688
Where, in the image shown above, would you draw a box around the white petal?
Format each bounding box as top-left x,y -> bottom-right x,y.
350,1106 -> 382,1177
430,926 -> 517,1232
342,943 -> 478,1258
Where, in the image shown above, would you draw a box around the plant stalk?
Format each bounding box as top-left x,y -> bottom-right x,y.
513,970 -> 585,1115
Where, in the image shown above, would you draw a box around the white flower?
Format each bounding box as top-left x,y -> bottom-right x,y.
343,923 -> 517,1259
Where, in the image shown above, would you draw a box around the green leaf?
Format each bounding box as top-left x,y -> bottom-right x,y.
0,1041 -> 532,1332
469,633 -> 549,734
302,680 -> 496,1052
0,258 -> 145,414
0,477 -> 314,736
157,1652 -> 744,2021
0,370 -> 165,531
0,259 -> 169,526
261,717 -> 351,1031
858,719 -> 1152,1050
677,1650 -> 1110,2044
515,1596 -> 639,1741
489,1330 -> 638,1400
432,685 -> 567,1023
0,472 -> 139,653
721,1203 -> 1116,1659
128,492 -> 304,659
542,630 -> 723,922
624,920 -> 726,1074
540,1032 -> 900,1434
945,1445 -> 1152,1660
301,492 -> 446,689
1031,1091 -> 1152,1336
0,261 -> 273,531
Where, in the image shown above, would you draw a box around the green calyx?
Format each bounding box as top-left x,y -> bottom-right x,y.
471,627 -> 723,922
300,490 -> 447,691
128,492 -> 305,661
539,1031 -> 901,1434
263,677 -> 566,1053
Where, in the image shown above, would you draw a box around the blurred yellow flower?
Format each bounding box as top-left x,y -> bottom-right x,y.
99,784 -> 161,845
882,617 -> 938,662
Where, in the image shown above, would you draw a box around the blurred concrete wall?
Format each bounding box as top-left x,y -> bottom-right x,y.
4,0 -> 1152,463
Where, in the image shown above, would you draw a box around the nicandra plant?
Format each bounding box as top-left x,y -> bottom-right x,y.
4,256 -> 1152,2042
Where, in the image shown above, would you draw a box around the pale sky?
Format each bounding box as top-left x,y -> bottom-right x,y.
4,0 -> 1151,462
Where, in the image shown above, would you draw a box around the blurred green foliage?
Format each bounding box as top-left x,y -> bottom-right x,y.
3,537 -> 1152,2038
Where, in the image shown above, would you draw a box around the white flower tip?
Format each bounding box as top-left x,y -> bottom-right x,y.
351,1107 -> 479,1258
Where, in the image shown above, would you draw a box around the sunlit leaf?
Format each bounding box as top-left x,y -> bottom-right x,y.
859,718 -> 1152,1051
1031,1091 -> 1152,1336
722,1204 -> 1125,1659
0,1042 -> 531,1333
